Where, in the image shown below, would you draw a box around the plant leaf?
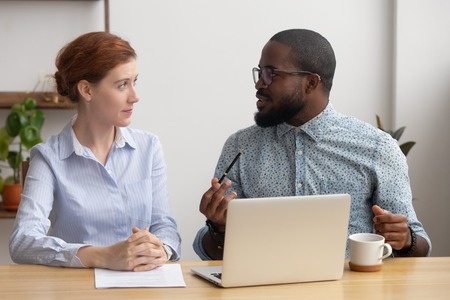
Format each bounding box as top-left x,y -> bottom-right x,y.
29,110 -> 45,130
10,103 -> 24,113
19,125 -> 42,149
0,128 -> 13,160
392,126 -> 406,141
400,141 -> 416,156
7,151 -> 22,170
376,114 -> 384,131
0,139 -> 8,161
23,97 -> 37,110
5,111 -> 27,137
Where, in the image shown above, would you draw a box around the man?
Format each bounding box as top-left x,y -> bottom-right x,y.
193,29 -> 431,260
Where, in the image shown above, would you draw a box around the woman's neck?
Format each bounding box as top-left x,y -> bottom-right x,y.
72,116 -> 116,165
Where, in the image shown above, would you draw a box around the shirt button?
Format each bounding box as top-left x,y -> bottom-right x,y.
107,169 -> 112,174
297,150 -> 303,155
297,183 -> 303,188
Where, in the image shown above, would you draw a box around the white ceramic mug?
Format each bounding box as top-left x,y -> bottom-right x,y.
349,233 -> 392,270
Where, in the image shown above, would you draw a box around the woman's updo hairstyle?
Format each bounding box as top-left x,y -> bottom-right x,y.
54,31 -> 136,103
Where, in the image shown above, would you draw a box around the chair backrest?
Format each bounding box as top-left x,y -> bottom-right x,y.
21,160 -> 30,186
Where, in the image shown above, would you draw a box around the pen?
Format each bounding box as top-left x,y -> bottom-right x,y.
218,150 -> 243,184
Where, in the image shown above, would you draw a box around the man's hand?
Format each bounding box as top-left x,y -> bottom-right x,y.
199,178 -> 237,229
372,205 -> 411,251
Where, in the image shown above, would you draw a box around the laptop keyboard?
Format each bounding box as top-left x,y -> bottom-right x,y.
211,272 -> 222,280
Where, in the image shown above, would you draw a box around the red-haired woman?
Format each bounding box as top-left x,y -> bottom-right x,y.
10,32 -> 181,271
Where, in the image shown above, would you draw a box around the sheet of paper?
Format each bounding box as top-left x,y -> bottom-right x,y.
94,264 -> 186,288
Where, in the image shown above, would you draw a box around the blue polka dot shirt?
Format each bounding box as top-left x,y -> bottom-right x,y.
193,103 -> 431,259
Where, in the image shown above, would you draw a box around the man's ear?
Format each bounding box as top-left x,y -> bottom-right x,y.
305,74 -> 321,93
77,80 -> 92,102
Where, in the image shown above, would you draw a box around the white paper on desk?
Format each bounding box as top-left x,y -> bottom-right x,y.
94,264 -> 186,288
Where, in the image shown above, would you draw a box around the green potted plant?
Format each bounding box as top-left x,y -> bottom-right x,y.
376,114 -> 416,156
0,97 -> 45,210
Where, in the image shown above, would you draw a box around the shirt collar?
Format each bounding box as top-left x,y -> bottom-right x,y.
58,115 -> 136,160
276,102 -> 336,141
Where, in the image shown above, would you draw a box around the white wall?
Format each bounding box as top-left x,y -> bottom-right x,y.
395,0 -> 450,256
0,0 -> 104,90
0,0 -> 448,262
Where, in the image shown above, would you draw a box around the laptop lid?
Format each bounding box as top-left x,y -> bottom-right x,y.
192,194 -> 351,288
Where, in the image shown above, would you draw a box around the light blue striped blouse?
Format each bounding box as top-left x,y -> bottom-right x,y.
10,117 -> 181,267
193,103 -> 431,260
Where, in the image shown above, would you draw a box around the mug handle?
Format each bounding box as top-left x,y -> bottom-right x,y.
381,243 -> 393,260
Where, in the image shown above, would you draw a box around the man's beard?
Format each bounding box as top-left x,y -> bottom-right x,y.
254,89 -> 304,127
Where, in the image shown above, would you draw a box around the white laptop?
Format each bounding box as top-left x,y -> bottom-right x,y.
191,194 -> 351,288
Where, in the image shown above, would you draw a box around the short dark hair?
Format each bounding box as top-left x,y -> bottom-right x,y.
270,29 -> 336,92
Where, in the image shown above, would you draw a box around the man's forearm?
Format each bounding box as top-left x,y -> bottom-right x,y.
201,230 -> 224,260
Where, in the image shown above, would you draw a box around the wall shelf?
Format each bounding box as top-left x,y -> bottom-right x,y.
0,203 -> 16,219
0,92 -> 75,109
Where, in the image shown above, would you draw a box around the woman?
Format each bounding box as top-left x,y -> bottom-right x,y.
9,32 -> 181,271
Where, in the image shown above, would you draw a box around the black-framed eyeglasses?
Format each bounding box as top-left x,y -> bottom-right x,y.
252,66 -> 321,86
